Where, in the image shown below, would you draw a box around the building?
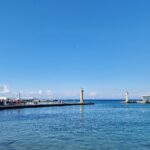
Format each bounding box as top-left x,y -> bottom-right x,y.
0,97 -> 7,100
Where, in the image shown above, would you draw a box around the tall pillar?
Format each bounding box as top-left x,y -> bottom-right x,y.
19,92 -> 21,100
125,91 -> 129,103
80,88 -> 84,103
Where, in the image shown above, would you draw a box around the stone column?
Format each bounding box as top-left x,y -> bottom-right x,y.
80,88 -> 84,103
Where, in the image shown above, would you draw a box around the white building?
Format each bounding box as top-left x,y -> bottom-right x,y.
0,97 -> 7,100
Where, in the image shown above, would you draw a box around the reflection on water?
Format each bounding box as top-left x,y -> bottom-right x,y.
79,105 -> 84,121
0,100 -> 150,150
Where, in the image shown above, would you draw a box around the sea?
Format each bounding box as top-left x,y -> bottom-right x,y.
0,100 -> 150,150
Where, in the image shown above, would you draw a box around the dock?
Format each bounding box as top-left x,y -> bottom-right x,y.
0,88 -> 95,110
124,100 -> 150,104
124,91 -> 150,104
0,102 -> 94,110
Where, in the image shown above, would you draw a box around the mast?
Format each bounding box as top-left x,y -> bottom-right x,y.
19,92 -> 21,100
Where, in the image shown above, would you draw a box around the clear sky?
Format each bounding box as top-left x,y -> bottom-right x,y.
0,0 -> 150,99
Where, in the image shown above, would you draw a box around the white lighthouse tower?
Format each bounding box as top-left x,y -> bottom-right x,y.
125,91 -> 129,103
80,88 -> 84,104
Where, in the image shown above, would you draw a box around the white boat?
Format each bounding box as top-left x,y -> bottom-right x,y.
142,96 -> 150,101
136,96 -> 150,103
137,100 -> 147,104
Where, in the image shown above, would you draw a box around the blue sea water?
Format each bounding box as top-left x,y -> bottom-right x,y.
0,100 -> 150,150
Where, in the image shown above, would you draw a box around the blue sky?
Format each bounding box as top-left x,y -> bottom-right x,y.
0,0 -> 150,99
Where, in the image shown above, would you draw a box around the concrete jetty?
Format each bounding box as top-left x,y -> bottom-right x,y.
0,102 -> 94,110
0,88 -> 94,110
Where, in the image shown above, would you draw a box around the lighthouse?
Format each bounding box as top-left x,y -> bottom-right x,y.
125,91 -> 129,103
80,88 -> 84,104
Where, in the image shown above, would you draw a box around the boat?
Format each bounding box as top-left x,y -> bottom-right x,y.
136,96 -> 150,103
142,96 -> 150,101
137,100 -> 148,104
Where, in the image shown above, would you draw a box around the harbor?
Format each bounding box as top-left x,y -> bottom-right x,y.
124,92 -> 150,104
0,88 -> 94,110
